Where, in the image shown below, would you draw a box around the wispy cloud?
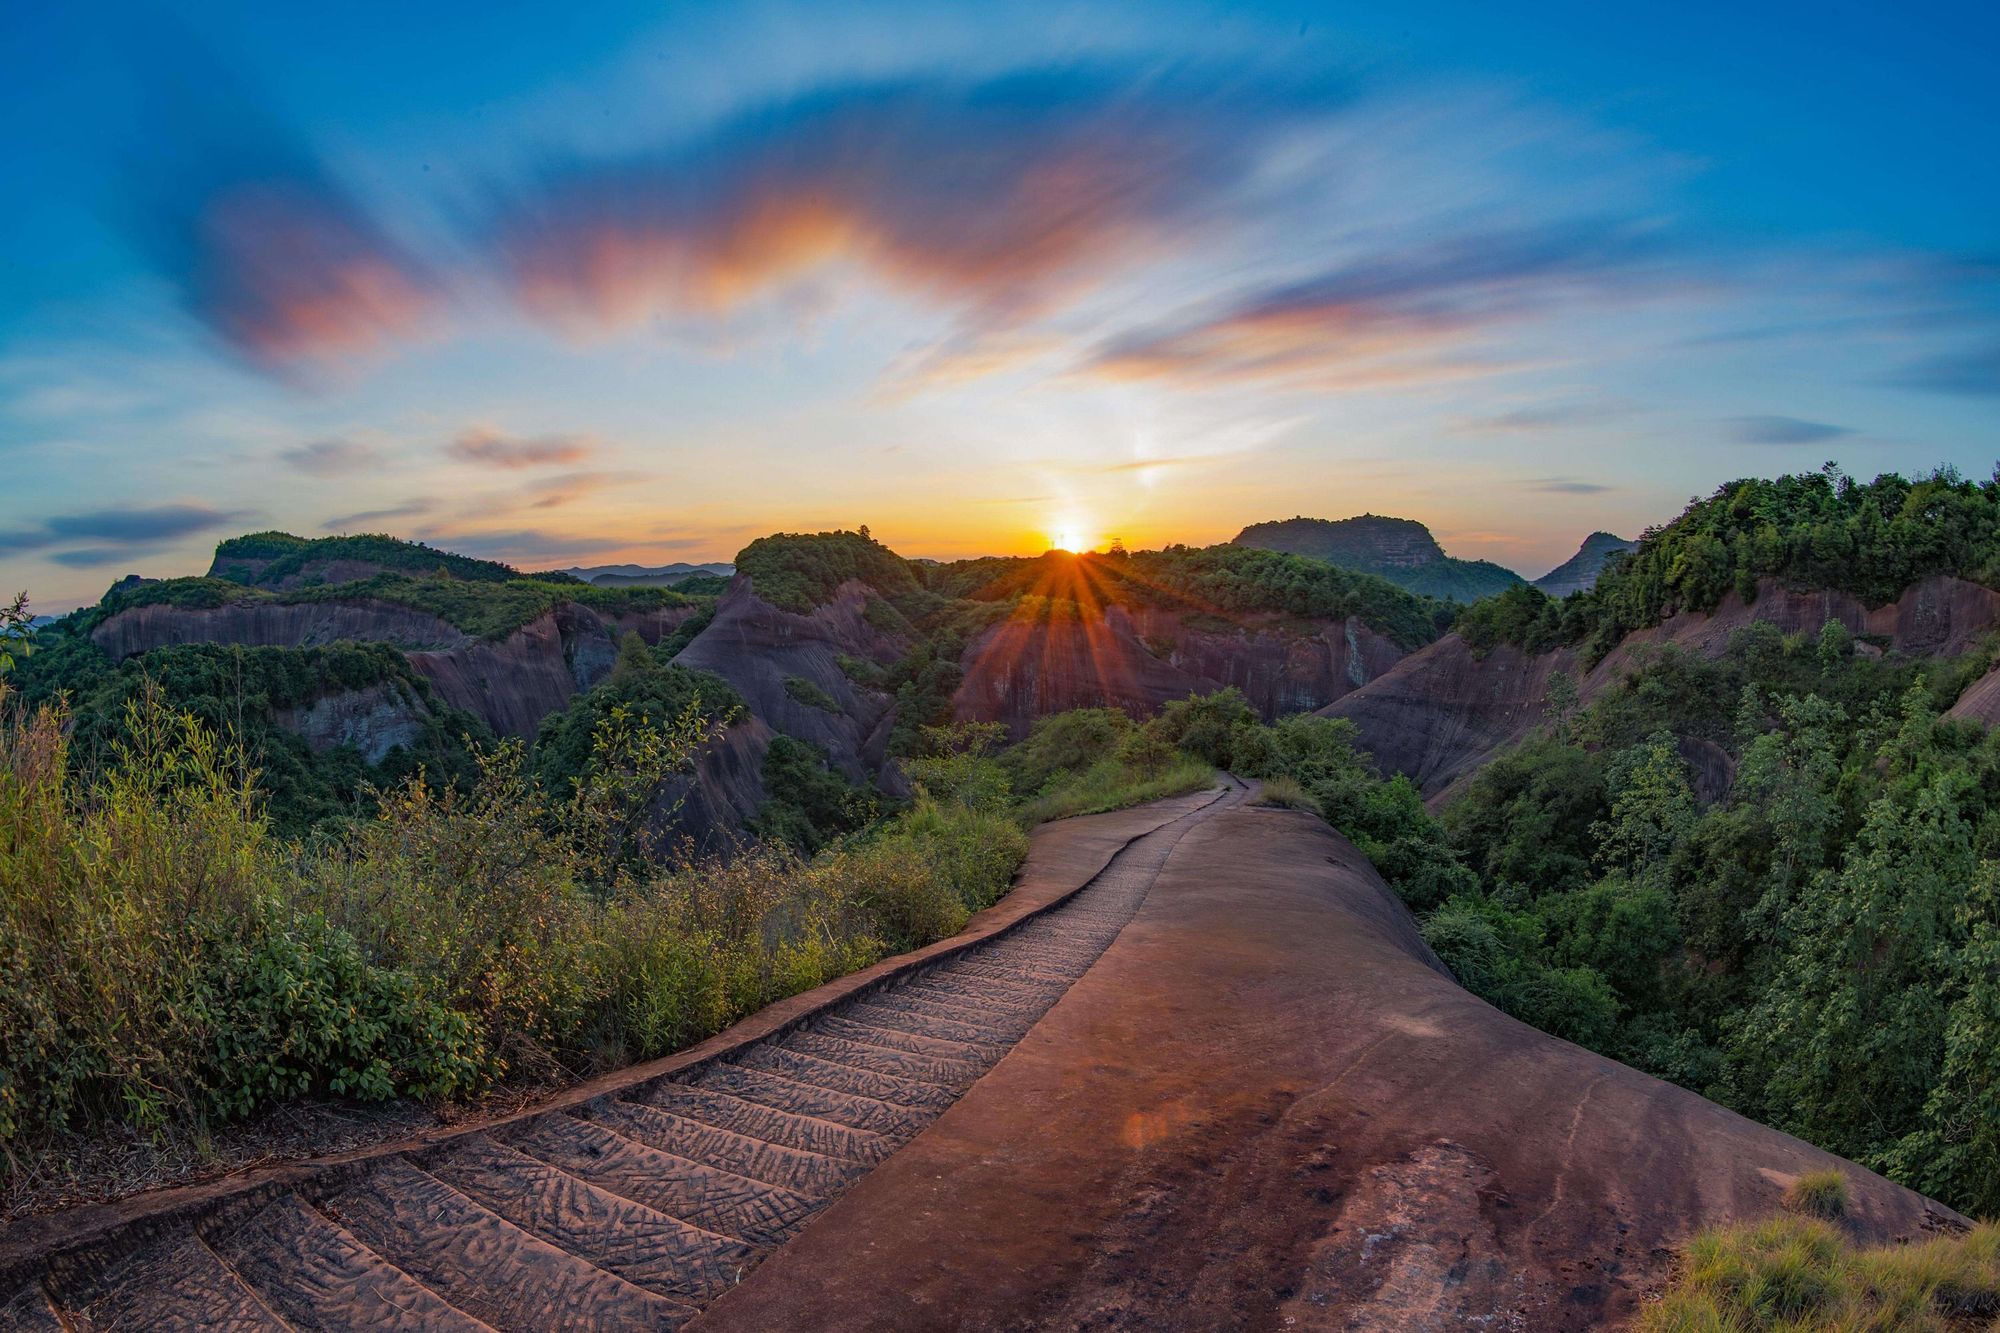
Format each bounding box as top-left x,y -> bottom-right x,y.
1894,344 -> 2000,397
1085,221 -> 1674,388
490,68 -> 1340,335
283,438 -> 380,475
322,498 -> 436,531
1729,415 -> 1854,444
123,24 -> 436,373
446,425 -> 595,468
1523,477 -> 1614,494
0,503 -> 244,560
1456,400 -> 1635,433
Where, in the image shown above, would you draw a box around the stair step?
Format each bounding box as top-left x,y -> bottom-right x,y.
815,1013 -> 1003,1060
425,1134 -> 758,1301
47,1228 -> 289,1332
780,1030 -> 985,1090
947,959 -> 1073,985
0,1281 -> 67,1332
919,966 -> 1060,998
205,1192 -> 492,1332
737,1045 -> 958,1110
583,1100 -> 863,1197
898,979 -> 1052,1017
642,1082 -> 894,1164
502,1116 -> 819,1248
318,1158 -> 695,1332
854,992 -> 1034,1040
842,1001 -> 1020,1052
693,1061 -> 931,1138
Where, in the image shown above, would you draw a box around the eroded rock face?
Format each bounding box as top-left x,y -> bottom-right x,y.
274,683 -> 437,765
674,577 -> 906,787
91,600 -> 466,658
954,605 -> 1407,736
1329,575 -> 2000,800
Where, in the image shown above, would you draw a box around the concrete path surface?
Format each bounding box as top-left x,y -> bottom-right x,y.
0,785 -> 1959,1330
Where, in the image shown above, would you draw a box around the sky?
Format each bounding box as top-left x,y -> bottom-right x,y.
3,0 -> 1997,610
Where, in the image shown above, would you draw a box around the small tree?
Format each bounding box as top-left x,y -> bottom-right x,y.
0,591 -> 32,677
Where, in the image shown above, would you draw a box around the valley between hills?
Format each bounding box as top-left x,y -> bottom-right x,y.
4,465 -> 2000,1329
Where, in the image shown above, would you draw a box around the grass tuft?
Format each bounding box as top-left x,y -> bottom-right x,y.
1785,1168 -> 1850,1220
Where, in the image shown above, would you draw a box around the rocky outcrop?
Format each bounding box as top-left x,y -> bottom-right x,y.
93,596 -> 702,740
954,603 -> 1406,736
274,682 -> 438,765
674,578 -> 906,787
1946,664 -> 2000,727
1320,637 -> 1579,797
1330,574 -> 2000,800
92,599 -> 466,658
1532,531 -> 1635,597
660,715 -> 774,855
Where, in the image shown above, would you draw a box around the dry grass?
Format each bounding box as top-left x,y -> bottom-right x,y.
1637,1216 -> 2000,1332
1785,1170 -> 1850,1220
1253,774 -> 1321,815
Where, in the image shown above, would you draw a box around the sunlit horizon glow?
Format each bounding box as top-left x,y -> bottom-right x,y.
3,1 -> 1996,612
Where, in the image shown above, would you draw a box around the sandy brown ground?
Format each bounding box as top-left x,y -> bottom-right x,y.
696,801 -> 1959,1332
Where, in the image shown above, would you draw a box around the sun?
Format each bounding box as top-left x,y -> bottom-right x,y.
1047,515 -> 1097,553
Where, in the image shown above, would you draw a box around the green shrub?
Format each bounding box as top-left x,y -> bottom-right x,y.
783,676 -> 842,712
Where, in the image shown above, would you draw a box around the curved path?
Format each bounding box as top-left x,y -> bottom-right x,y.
0,784 -> 1962,1330
0,786 -> 1237,1331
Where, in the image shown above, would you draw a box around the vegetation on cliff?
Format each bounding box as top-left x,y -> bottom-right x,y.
1232,513 -> 1525,603
1458,466 -> 2000,658
1217,617 -> 2000,1216
212,532 -> 524,586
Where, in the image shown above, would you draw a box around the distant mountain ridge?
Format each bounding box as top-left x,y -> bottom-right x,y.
1532,531 -> 1636,597
1230,514 -> 1525,603
562,562 -> 737,588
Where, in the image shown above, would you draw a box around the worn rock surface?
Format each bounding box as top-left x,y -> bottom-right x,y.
698,800 -> 1957,1332
954,604 -> 1406,735
1328,574 -> 2000,800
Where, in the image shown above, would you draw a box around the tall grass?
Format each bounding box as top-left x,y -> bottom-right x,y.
1638,1215 -> 2000,1332
0,687 -> 1025,1165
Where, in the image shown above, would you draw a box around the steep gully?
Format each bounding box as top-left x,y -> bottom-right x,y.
0,781 -> 1961,1331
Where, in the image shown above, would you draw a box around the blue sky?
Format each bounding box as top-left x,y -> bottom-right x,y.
3,0 -> 1996,608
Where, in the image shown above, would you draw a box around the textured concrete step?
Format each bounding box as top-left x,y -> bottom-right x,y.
695,1060 -> 935,1138
844,1001 -> 1025,1051
582,1100 -> 864,1197
946,958 -> 1073,985
205,1192 -> 493,1333
813,1012 -> 1005,1060
779,1030 -> 986,1090
642,1082 -> 895,1164
501,1116 -> 821,1248
318,1158 -> 696,1332
48,1229 -> 288,1332
424,1134 -> 758,1301
903,978 -> 1055,1015
736,1045 -> 958,1110
855,992 -> 1036,1041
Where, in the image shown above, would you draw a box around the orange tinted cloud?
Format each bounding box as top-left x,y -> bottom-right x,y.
494,71 -> 1335,333
447,425 -> 595,468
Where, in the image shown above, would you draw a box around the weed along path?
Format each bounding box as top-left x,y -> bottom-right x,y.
0,785 -> 1237,1331
0,781 -> 1963,1331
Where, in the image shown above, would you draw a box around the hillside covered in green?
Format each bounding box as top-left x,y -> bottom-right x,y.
1232,513 -> 1526,602
1458,465 -> 2000,658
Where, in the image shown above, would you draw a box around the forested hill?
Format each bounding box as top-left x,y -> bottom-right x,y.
1457,466 -> 2000,657
735,528 -> 1453,649
1231,513 -> 1526,603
